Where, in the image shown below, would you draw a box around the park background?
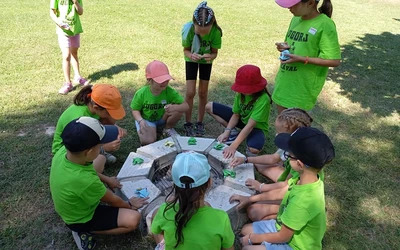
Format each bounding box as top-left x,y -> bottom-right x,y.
0,0 -> 399,249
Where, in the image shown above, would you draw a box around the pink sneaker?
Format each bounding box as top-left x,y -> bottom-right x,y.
58,82 -> 73,95
74,77 -> 90,86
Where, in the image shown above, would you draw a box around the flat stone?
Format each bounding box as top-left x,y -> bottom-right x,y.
136,137 -> 178,159
117,152 -> 154,180
224,163 -> 255,195
208,146 -> 246,167
120,179 -> 161,213
176,136 -> 215,153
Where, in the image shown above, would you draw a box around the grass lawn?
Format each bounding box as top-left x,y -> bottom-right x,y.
1,0 -> 399,249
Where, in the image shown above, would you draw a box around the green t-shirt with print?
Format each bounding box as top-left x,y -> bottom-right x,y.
52,105 -> 99,155
50,147 -> 107,224
50,0 -> 83,36
130,85 -> 184,122
276,177 -> 326,250
232,93 -> 270,134
151,203 -> 234,250
273,14 -> 341,110
182,21 -> 222,64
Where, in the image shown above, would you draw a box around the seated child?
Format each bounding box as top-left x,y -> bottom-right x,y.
52,84 -> 128,189
131,60 -> 189,145
151,151 -> 235,250
240,127 -> 335,250
50,117 -> 149,250
229,108 -> 314,221
205,64 -> 271,158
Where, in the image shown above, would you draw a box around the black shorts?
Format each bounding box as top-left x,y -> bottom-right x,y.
185,61 -> 213,81
66,205 -> 119,233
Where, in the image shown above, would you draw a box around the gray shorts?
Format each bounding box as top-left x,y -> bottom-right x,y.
252,219 -> 293,250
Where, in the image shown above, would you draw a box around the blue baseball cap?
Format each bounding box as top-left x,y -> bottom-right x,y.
61,117 -> 119,152
172,151 -> 211,189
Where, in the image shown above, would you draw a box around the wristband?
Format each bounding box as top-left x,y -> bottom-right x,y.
224,128 -> 232,131
244,156 -> 248,164
304,56 -> 309,65
128,200 -> 133,208
259,183 -> 265,192
137,119 -> 143,124
248,233 -> 253,245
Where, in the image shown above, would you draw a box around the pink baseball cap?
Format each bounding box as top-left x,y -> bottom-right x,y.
275,0 -> 302,8
145,60 -> 174,84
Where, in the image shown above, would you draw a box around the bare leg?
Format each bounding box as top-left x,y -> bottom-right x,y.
61,47 -> 72,83
247,203 -> 280,221
254,164 -> 284,183
92,208 -> 141,235
185,80 -> 196,123
242,246 -> 265,250
205,102 -> 229,127
70,47 -> 81,79
163,111 -> 184,129
197,79 -> 209,123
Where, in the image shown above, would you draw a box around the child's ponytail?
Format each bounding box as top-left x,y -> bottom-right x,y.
73,85 -> 93,106
318,0 -> 333,18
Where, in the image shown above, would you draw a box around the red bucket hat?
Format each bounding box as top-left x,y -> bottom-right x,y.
231,65 -> 267,94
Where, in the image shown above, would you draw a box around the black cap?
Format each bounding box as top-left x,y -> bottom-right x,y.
61,117 -> 118,152
274,127 -> 335,168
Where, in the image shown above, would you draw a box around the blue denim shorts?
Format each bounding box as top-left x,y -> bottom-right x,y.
135,118 -> 165,131
252,219 -> 293,250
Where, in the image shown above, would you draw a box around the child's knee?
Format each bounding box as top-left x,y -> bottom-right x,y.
205,102 -> 213,113
247,205 -> 261,221
125,210 -> 141,230
240,223 -> 253,235
185,89 -> 196,99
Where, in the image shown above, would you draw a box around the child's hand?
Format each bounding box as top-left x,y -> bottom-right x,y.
103,139 -> 121,152
229,194 -> 251,211
138,120 -> 148,135
240,234 -> 252,246
245,178 -> 262,192
202,53 -> 212,63
275,42 -> 290,52
164,104 -> 175,114
223,146 -> 236,159
116,126 -> 128,138
230,157 -> 245,167
190,53 -> 202,61
129,196 -> 150,209
59,23 -> 71,30
107,177 -> 122,189
280,53 -> 303,64
217,131 -> 229,143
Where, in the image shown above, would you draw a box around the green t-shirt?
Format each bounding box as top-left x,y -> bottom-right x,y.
151,203 -> 234,250
276,177 -> 326,250
50,0 -> 83,36
182,21 -> 222,64
273,14 -> 341,110
232,93 -> 270,134
52,105 -> 99,155
130,85 -> 184,122
50,147 -> 107,224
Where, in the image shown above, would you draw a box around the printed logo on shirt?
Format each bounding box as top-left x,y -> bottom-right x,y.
280,64 -> 298,72
308,27 -> 317,35
143,103 -> 165,110
286,30 -> 308,42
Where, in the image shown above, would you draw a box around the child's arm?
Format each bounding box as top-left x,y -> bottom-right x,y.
242,224 -> 294,245
101,189 -> 149,209
218,113 -> 240,143
223,118 -> 256,158
165,102 -> 189,113
132,110 -> 148,133
183,47 -> 202,61
72,0 -> 84,15
231,152 -> 281,167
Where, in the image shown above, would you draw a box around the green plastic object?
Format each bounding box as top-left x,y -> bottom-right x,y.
213,143 -> 224,150
188,137 -> 197,145
132,157 -> 144,165
223,169 -> 236,178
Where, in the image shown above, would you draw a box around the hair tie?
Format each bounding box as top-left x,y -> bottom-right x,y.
87,93 -> 92,98
193,1 -> 214,25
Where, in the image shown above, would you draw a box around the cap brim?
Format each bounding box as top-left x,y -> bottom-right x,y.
275,0 -> 301,8
274,133 -> 292,151
153,74 -> 174,84
100,125 -> 119,144
231,78 -> 267,94
107,106 -> 126,120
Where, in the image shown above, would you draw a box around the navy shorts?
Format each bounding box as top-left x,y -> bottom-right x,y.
185,61 -> 213,81
212,102 -> 266,150
66,205 -> 119,233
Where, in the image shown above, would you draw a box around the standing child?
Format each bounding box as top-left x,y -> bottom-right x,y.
151,151 -> 235,250
229,108 -> 314,221
50,117 -> 149,250
52,84 -> 127,189
50,0 -> 90,95
205,65 -> 271,158
240,127 -> 335,250
182,1 -> 222,136
273,0 -> 341,114
131,60 -> 189,146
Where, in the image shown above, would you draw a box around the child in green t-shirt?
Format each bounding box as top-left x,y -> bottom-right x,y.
240,127 -> 335,250
50,117 -> 149,250
182,1 -> 223,137
50,0 -> 90,94
205,64 -> 271,158
229,108 -> 314,222
130,60 -> 189,146
272,0 -> 341,114
151,151 -> 235,250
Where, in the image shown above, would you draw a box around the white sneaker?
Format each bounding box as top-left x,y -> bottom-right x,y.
104,152 -> 117,164
163,128 -> 178,137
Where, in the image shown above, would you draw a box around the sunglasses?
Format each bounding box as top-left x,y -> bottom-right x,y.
284,151 -> 298,161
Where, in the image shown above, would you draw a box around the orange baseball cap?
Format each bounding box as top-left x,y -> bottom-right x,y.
145,60 -> 174,84
91,84 -> 126,120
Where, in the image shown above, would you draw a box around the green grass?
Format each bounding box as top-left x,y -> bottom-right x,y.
1,0 -> 399,249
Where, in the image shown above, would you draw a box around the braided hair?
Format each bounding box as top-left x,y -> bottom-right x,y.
192,1 -> 223,36
277,108 -> 313,133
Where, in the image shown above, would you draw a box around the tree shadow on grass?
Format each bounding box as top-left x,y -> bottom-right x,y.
88,62 -> 139,82
329,32 -> 400,117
